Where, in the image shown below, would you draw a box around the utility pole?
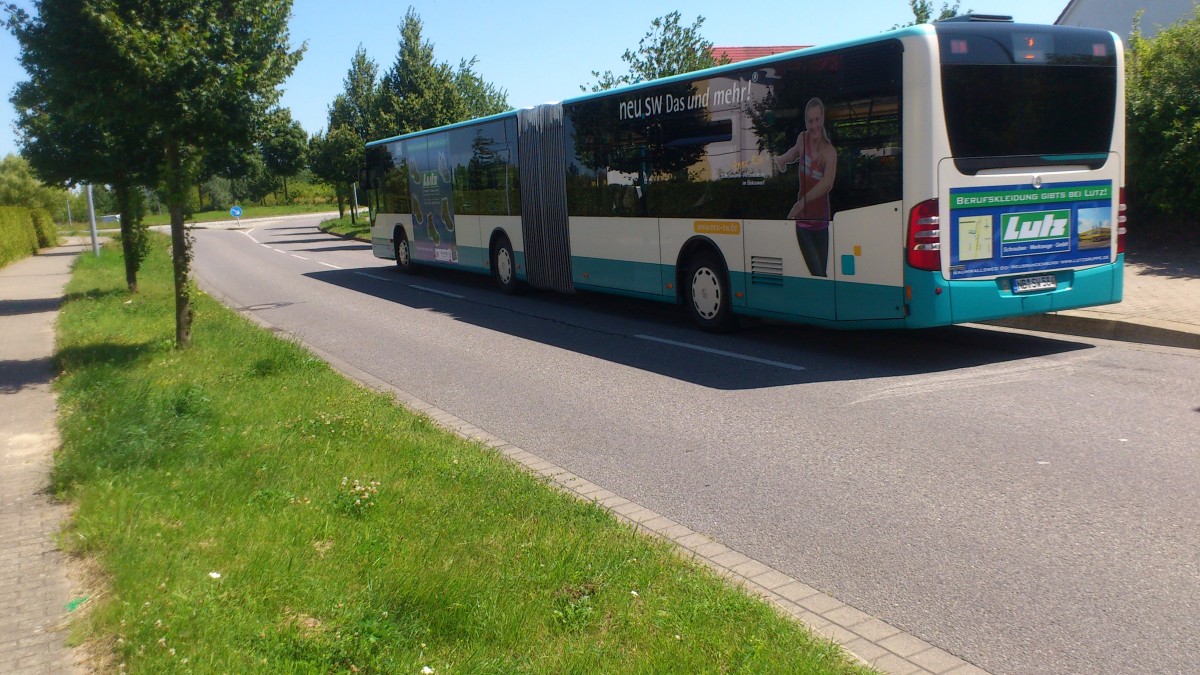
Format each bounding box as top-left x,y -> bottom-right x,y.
86,183 -> 99,256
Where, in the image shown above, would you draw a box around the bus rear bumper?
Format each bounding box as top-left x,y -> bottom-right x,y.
904,255 -> 1125,328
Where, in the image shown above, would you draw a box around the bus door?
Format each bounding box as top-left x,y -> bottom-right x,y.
832,202 -> 907,321
743,218 -> 836,321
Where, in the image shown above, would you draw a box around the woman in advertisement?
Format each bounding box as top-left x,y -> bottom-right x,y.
775,97 -> 837,277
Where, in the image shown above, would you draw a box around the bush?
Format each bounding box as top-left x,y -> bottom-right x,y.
29,208 -> 56,248
0,206 -> 41,267
1127,8 -> 1200,235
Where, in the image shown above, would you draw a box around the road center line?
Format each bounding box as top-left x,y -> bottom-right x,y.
350,271 -> 467,299
292,254 -> 309,261
318,262 -> 341,269
354,271 -> 395,283
408,284 -> 465,299
635,334 -> 807,372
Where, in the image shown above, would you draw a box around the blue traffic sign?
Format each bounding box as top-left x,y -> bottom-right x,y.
230,205 -> 243,218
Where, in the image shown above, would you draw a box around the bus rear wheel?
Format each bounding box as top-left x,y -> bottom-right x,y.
491,235 -> 519,294
685,251 -> 737,332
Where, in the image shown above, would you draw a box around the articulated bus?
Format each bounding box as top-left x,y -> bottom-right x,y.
362,15 -> 1125,332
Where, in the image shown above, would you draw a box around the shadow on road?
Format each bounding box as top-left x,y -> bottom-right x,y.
303,265 -> 1094,391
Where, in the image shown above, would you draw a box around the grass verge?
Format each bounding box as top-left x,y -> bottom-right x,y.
142,203 -> 338,227
318,213 -> 372,241
54,235 -> 872,674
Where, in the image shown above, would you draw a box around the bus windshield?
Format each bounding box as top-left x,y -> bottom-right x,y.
936,24 -> 1118,172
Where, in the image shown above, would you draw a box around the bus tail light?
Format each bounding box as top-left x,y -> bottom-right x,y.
1117,187 -> 1127,254
906,199 -> 941,271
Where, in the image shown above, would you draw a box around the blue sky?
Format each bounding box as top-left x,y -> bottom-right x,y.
0,1 -> 1069,159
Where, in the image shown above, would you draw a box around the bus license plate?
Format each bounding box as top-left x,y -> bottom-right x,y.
1012,274 -> 1057,293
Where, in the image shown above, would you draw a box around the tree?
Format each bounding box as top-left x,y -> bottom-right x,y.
0,155 -> 66,214
376,7 -> 509,138
329,46 -> 383,144
454,56 -> 509,120
1127,8 -> 1200,223
582,12 -> 728,93
79,0 -> 303,347
309,127 -> 363,219
6,0 -> 158,292
260,108 -> 309,202
893,1 -> 962,28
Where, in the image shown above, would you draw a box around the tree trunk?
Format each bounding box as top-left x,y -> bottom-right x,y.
336,191 -> 345,219
115,182 -> 139,293
166,139 -> 192,348
282,175 -> 290,202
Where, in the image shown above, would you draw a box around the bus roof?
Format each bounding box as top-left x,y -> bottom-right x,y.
366,23 -> 946,148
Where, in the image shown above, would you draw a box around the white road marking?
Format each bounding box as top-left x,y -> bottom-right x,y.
319,262 -> 341,270
635,334 -> 807,372
352,271 -> 464,299
292,255 -> 309,261
408,284 -> 465,299
238,229 -> 259,243
355,271 -> 398,283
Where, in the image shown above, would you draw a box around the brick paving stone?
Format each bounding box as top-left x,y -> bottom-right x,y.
610,501 -> 644,517
798,592 -> 844,614
693,541 -> 730,558
844,637 -> 891,662
624,508 -> 660,524
850,617 -> 902,642
709,550 -> 751,569
824,604 -> 874,628
775,580 -> 819,602
943,664 -> 991,675
674,532 -> 710,548
908,646 -> 969,673
748,569 -> 795,591
879,632 -> 937,658
793,610 -> 832,630
816,622 -> 860,645
597,495 -> 628,508
641,516 -> 676,532
659,524 -> 694,540
729,559 -> 773,579
872,653 -> 923,675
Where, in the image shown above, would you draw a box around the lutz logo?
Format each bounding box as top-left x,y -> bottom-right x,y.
1002,210 -> 1070,242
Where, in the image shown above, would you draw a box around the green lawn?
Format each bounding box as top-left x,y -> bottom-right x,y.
52,236 -> 872,674
317,212 -> 372,241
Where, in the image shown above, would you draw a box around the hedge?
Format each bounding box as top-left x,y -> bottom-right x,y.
0,206 -> 57,268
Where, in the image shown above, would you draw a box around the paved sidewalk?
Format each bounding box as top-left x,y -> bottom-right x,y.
0,241 -> 89,674
988,251 -> 1200,349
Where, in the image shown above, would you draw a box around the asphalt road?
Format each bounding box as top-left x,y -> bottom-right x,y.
192,215 -> 1200,675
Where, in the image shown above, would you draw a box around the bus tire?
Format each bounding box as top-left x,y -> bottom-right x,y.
685,251 -> 737,333
394,228 -> 416,274
491,235 -> 519,295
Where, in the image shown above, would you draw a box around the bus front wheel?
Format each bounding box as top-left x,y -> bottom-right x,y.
394,229 -> 415,274
685,251 -> 737,332
491,236 -> 519,294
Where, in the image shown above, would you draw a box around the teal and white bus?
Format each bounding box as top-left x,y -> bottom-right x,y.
363,15 -> 1125,331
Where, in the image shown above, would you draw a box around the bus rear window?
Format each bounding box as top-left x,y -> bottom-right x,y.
936,25 -> 1117,172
